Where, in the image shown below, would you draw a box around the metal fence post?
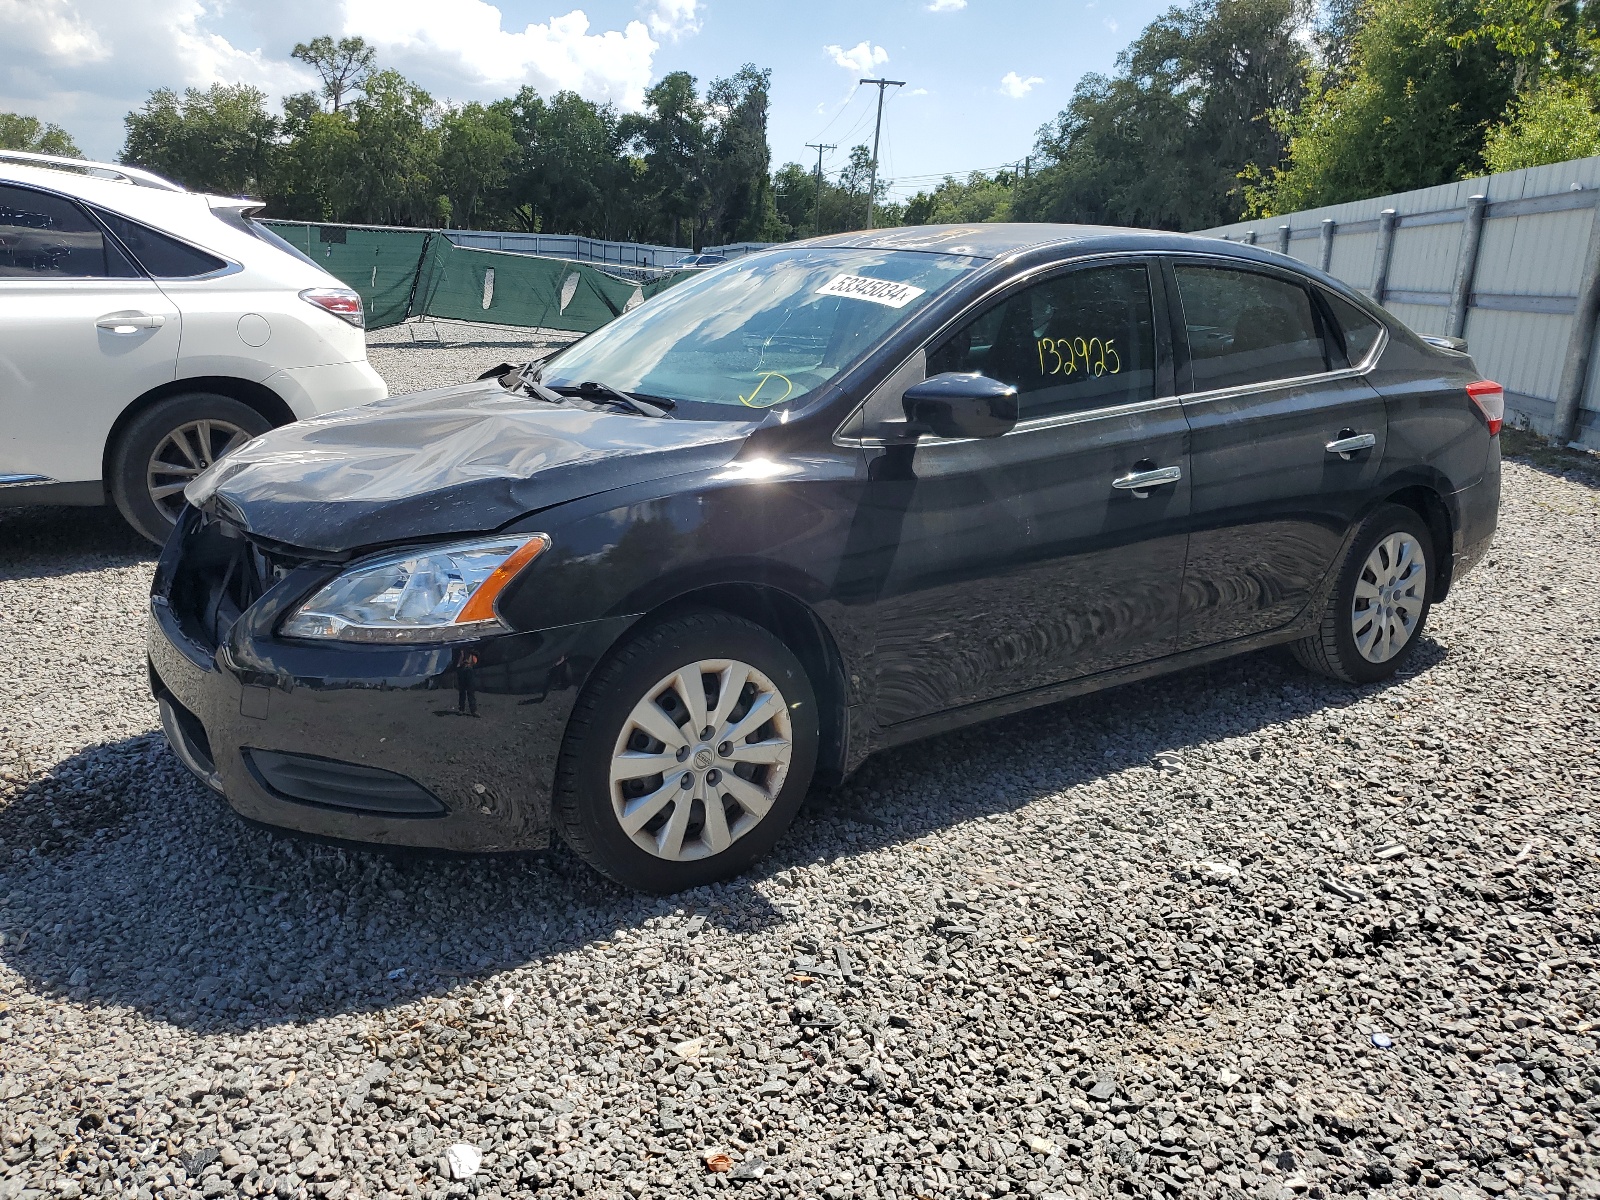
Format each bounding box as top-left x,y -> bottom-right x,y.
1245,230 -> 1258,246
1371,209 -> 1398,304
1319,219 -> 1336,272
1278,225 -> 1291,256
1447,195 -> 1487,339
1551,200 -> 1600,445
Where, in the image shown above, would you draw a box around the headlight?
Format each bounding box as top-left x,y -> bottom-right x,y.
279,534 -> 549,643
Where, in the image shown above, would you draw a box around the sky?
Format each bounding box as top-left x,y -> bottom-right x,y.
2,0 -> 1175,201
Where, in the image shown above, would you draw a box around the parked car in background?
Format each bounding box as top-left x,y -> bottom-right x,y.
149,224 -> 1500,893
0,149 -> 387,543
672,253 -> 728,269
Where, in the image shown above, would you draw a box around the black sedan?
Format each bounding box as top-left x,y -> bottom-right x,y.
148,224 -> 1501,892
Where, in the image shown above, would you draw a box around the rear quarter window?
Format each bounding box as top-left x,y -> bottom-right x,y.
1321,290 -> 1386,367
91,208 -> 228,278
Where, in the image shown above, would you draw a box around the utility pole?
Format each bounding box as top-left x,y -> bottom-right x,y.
805,142 -> 835,238
858,77 -> 904,229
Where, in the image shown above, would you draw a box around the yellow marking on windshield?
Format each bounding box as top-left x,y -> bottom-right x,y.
739,372 -> 795,408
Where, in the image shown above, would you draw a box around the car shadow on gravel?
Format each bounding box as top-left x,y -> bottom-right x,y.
0,634 -> 1445,1033
0,504 -> 154,579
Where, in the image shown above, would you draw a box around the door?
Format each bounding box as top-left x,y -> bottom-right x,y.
0,183 -> 179,486
863,259 -> 1190,726
1169,260 -> 1389,650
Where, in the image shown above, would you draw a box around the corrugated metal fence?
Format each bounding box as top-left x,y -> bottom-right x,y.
440,231 -> 769,268
1203,156 -> 1600,450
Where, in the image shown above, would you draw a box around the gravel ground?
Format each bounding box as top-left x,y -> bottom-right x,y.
1,346 -> 1598,1200
363,321 -> 580,396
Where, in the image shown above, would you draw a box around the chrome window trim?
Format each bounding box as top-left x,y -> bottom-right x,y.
1176,324 -> 1388,407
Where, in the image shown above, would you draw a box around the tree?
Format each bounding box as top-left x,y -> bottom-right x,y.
438,102 -> 516,228
1482,75 -> 1600,170
121,84 -> 278,195
0,113 -> 81,157
292,36 -> 376,114
704,65 -> 781,244
1014,0 -> 1312,231
1246,0 -> 1515,215
903,172 -> 1015,225
344,70 -> 443,225
634,71 -> 707,246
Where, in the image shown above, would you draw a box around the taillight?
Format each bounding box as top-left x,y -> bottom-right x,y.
1466,380 -> 1504,436
299,287 -> 364,328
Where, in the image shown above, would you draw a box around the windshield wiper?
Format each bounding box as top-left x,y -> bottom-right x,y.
553,380 -> 675,418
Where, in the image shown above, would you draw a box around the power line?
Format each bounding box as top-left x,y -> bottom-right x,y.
858,77 -> 904,229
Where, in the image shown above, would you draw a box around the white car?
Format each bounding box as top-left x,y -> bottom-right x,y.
0,150 -> 387,542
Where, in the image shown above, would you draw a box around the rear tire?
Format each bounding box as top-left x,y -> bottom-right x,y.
109,393 -> 272,544
553,610 -> 818,893
1291,502 -> 1435,684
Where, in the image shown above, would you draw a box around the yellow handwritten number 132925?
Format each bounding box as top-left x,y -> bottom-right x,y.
1037,337 -> 1120,378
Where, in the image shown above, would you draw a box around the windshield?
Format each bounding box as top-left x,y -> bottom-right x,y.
540,247 -> 979,415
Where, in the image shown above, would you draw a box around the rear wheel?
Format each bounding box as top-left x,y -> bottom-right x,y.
109,393 -> 272,544
1291,503 -> 1435,684
553,610 -> 818,893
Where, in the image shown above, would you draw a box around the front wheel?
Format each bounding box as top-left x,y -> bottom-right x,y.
1291,502 -> 1435,684
553,610 -> 818,893
109,393 -> 272,544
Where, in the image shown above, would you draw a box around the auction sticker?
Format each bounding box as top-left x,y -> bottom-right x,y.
816,273 -> 926,308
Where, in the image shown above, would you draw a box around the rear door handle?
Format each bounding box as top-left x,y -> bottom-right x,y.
1112,465 -> 1182,493
1325,431 -> 1376,456
97,312 -> 166,333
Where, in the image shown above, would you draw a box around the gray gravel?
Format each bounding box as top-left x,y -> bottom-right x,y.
1,348 -> 1598,1200
363,320 -> 580,396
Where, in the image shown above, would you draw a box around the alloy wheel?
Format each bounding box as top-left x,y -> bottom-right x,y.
1351,531 -> 1427,663
608,658 -> 793,861
146,418 -> 252,524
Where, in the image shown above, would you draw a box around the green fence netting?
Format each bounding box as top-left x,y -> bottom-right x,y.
261,221 -> 688,333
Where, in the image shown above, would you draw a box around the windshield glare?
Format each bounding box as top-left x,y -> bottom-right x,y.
540,247 -> 978,414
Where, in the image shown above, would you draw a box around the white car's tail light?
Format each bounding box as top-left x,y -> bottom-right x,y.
1466,380 -> 1504,436
300,287 -> 364,328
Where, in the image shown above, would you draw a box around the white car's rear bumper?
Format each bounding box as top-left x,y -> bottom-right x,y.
265,359 -> 388,420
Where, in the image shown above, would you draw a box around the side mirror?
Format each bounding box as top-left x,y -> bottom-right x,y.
901,372 -> 1018,439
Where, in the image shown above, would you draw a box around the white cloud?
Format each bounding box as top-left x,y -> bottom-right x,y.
823,41 -> 889,75
0,0 -> 314,158
343,2 -> 660,109
926,0 -> 966,10
644,0 -> 702,41
999,71 -> 1043,99
1104,17 -> 1120,33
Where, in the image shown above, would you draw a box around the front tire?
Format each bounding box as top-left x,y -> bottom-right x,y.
1291,502 -> 1435,684
109,393 -> 272,544
553,610 -> 819,893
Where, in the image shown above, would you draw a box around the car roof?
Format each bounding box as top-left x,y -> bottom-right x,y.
799,221 -> 1278,262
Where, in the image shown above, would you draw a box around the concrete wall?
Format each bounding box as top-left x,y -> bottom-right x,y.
1203,157 -> 1600,449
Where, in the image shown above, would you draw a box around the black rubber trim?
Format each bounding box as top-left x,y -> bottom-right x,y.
243,748 -> 448,818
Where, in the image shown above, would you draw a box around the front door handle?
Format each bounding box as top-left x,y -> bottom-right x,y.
97,312 -> 166,334
1112,465 -> 1182,497
1325,431 -> 1376,457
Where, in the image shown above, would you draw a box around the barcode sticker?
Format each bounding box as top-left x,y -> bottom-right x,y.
815,273 -> 927,309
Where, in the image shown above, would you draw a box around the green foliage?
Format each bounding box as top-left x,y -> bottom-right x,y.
1482,74 -> 1600,170
122,84 -> 278,195
770,143 -> 891,238
1014,0 -> 1312,231
903,172 -> 1015,225
0,113 -> 81,157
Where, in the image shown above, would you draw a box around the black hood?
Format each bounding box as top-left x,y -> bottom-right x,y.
186,379 -> 753,553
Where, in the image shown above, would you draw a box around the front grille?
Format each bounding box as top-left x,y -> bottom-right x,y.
243,749 -> 447,817
168,513 -> 305,652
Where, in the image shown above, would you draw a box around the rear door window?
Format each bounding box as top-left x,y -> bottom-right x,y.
928,263 -> 1158,420
1174,265 -> 1332,391
0,184 -> 138,279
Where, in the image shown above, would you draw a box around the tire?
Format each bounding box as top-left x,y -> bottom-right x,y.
553,609 -> 819,893
1291,502 -> 1436,684
109,393 -> 273,544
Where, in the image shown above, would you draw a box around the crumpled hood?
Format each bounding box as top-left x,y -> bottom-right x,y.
186,379 -> 753,552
